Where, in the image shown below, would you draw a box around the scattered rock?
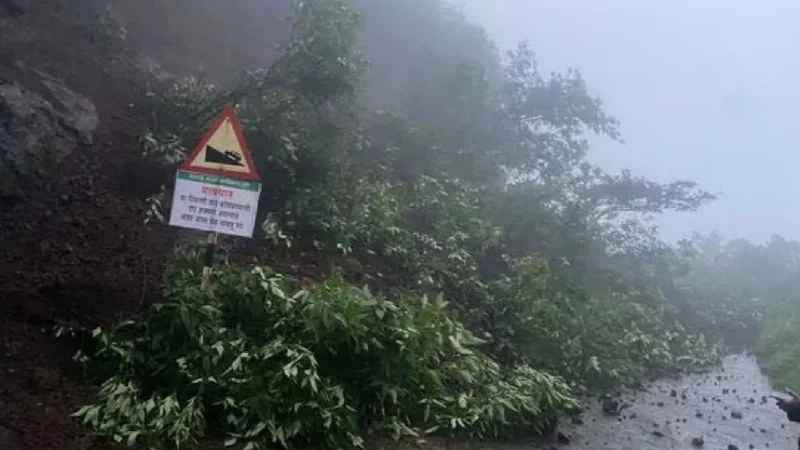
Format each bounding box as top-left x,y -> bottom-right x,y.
602,399 -> 620,416
731,411 -> 743,419
691,436 -> 704,447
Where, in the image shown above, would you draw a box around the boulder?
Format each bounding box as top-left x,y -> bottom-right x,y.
0,69 -> 98,193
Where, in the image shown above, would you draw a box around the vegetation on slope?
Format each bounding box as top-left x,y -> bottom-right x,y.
67,250 -> 575,448
60,0 -> 800,448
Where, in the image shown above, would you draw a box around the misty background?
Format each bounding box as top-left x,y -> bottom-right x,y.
9,1 -> 800,448
460,0 -> 800,242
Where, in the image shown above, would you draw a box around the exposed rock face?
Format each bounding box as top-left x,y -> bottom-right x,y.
0,69 -> 98,192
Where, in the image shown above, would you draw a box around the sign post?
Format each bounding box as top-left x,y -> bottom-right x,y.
168,105 -> 261,288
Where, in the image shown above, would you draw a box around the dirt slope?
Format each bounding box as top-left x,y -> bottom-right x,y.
1,0 -> 175,448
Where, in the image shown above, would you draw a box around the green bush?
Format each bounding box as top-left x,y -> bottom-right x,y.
262,170 -> 724,391
69,252 -> 576,449
484,256 -> 721,389
264,173 -> 501,305
754,299 -> 800,392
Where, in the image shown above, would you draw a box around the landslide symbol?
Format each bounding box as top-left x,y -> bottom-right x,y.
204,144 -> 244,167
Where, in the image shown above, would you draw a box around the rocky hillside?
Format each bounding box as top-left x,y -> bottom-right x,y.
0,1 -> 485,447
2,2 -> 158,449
0,0 -> 292,447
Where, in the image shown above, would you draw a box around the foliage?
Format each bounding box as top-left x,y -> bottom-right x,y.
757,306 -> 800,393
677,233 -> 797,348
70,252 -> 576,449
97,0 -> 786,447
140,0 -> 368,223
483,256 -> 721,388
707,235 -> 800,392
266,171 -> 500,297
661,232 -> 800,392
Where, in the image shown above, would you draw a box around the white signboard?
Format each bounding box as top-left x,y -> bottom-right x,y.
168,170 -> 261,238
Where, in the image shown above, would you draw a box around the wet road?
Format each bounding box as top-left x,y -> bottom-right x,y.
544,354 -> 798,449
379,354 -> 799,450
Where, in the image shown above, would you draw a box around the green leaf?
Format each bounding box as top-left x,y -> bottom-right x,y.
126,431 -> 141,446
457,393 -> 467,408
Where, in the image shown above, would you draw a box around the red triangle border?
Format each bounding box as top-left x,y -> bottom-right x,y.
180,104 -> 261,181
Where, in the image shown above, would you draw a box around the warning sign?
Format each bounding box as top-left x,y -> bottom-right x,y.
168,171 -> 261,238
168,105 -> 262,238
180,105 -> 260,181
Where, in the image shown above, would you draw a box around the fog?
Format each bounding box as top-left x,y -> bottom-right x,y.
8,1 -> 800,448
460,0 -> 800,242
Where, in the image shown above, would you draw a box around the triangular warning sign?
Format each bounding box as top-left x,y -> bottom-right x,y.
181,105 -> 260,181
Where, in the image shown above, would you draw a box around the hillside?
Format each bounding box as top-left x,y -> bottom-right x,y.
3,1 -> 800,450
0,1 -> 494,447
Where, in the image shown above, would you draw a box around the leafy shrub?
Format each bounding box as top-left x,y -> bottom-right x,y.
755,298 -> 800,392
265,173 -> 501,299
70,251 -> 576,449
260,166 -> 726,391
484,257 -> 721,389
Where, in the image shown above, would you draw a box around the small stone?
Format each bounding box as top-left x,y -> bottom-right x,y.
602,399 -> 620,415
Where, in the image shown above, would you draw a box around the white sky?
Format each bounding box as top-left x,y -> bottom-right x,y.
459,0 -> 800,242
